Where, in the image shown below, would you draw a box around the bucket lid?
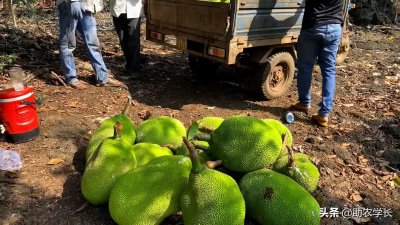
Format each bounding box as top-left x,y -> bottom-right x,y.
0,87 -> 34,100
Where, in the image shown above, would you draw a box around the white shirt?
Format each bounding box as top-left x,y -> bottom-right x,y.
80,0 -> 104,13
56,0 -> 104,13
110,0 -> 143,19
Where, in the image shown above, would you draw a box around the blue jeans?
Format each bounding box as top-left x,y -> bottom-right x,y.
296,24 -> 342,117
57,2 -> 108,85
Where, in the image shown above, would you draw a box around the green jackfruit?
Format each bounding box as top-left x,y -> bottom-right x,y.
263,118 -> 293,159
182,116 -> 224,156
273,150 -> 320,193
180,138 -> 246,225
197,116 -> 282,172
81,122 -> 137,205
135,116 -> 186,151
86,96 -> 136,162
109,155 -> 192,225
132,143 -> 173,167
263,118 -> 293,146
239,169 -> 320,225
187,116 -> 224,140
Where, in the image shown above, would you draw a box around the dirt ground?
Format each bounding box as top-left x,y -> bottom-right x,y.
0,9 -> 399,225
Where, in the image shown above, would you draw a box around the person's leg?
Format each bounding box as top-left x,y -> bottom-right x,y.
296,28 -> 322,107
317,24 -> 342,117
125,16 -> 141,71
58,2 -> 79,85
77,11 -> 108,84
112,14 -> 129,66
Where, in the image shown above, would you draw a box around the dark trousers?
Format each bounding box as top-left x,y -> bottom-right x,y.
112,14 -> 141,70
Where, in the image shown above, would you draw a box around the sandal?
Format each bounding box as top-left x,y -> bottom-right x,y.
68,80 -> 87,90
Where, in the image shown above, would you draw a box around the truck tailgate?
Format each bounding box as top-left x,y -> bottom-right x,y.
147,0 -> 231,41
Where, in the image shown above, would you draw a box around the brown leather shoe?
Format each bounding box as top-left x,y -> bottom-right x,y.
311,114 -> 329,127
290,102 -> 311,113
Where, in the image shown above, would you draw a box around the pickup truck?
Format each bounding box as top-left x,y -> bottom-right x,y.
145,0 -> 351,99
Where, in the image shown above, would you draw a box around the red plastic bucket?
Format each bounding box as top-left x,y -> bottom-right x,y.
0,87 -> 40,143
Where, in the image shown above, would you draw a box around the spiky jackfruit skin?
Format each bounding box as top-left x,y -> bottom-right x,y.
135,116 -> 186,151
263,119 -> 293,146
109,155 -> 192,225
81,138 -> 136,205
209,116 -> 282,172
239,169 -> 320,225
86,115 -> 136,162
273,153 -> 320,193
181,168 -> 246,225
132,143 -> 173,167
263,118 -> 293,158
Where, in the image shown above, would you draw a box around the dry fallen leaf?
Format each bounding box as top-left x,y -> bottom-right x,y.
327,154 -> 337,159
47,158 -> 64,165
357,155 -> 369,164
65,102 -> 79,108
392,176 -> 400,188
341,143 -> 351,148
350,192 -> 363,202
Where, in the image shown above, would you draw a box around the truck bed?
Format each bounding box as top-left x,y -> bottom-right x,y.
146,0 -> 304,63
147,0 -> 231,41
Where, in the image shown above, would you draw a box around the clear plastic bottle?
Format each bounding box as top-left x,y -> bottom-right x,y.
0,148 -> 22,171
8,66 -> 25,91
285,112 -> 295,124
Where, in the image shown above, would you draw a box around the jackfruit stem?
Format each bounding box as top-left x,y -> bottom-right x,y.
198,125 -> 215,133
114,121 -> 123,140
183,137 -> 205,173
205,160 -> 223,169
281,131 -> 289,152
193,143 -> 210,152
288,146 -> 296,167
122,95 -> 132,115
194,133 -> 211,142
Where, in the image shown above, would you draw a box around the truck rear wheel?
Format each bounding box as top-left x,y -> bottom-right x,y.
258,52 -> 295,99
188,54 -> 220,78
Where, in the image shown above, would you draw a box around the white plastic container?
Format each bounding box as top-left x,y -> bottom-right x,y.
0,148 -> 22,171
8,66 -> 25,92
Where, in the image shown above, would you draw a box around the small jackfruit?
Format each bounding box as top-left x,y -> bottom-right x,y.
135,116 -> 186,151
81,121 -> 137,205
109,155 -> 191,225
132,143 -> 173,167
86,96 -> 136,162
239,169 -> 320,225
180,138 -> 246,225
273,149 -> 320,193
263,118 -> 293,146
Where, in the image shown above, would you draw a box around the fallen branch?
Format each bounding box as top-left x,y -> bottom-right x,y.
50,71 -> 67,87
72,201 -> 89,214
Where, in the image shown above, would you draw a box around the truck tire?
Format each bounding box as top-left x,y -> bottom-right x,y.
188,54 -> 220,78
258,52 -> 295,99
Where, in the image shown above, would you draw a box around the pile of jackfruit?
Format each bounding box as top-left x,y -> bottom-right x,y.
81,97 -> 321,225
